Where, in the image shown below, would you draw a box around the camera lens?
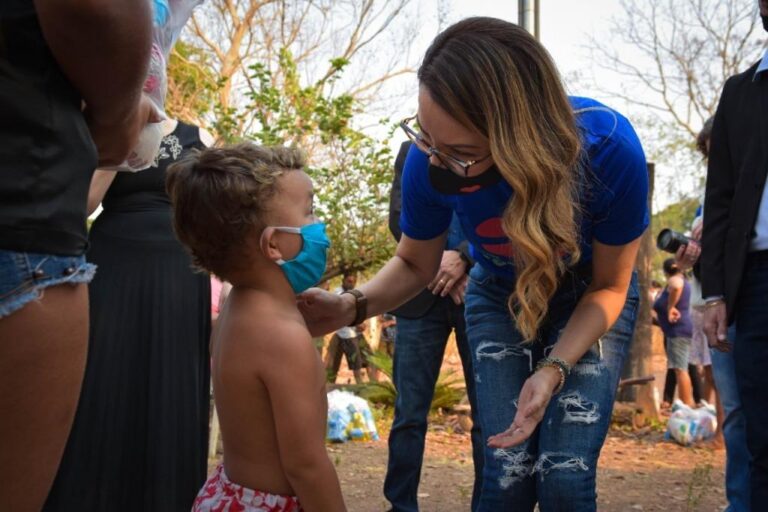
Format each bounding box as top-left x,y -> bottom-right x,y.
656,229 -> 691,253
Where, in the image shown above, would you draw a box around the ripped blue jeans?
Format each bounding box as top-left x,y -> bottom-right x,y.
464,263 -> 639,511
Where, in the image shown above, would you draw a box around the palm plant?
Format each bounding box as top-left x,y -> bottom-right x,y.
360,350 -> 465,412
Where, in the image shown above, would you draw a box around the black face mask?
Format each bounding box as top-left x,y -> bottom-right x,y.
428,164 -> 503,195
762,14 -> 768,31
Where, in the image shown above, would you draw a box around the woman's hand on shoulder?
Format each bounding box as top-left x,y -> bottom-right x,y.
297,287 -> 355,337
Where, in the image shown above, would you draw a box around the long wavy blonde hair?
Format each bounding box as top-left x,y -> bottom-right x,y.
418,17 -> 582,341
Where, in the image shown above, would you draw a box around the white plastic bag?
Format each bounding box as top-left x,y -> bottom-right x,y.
326,390 -> 379,443
116,0 -> 203,172
665,400 -> 718,446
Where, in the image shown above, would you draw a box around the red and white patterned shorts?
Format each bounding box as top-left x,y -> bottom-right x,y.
192,465 -> 303,512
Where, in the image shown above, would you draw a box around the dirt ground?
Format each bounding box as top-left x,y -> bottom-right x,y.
209,330 -> 728,511
329,418 -> 727,512
323,332 -> 727,511
210,410 -> 727,512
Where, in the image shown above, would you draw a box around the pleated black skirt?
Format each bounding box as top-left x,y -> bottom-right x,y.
45,209 -> 211,512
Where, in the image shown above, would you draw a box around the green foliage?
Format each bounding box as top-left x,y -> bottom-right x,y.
209,48 -> 397,278
356,351 -> 397,407
166,41 -> 219,125
359,351 -> 465,412
686,462 -> 714,511
650,197 -> 700,282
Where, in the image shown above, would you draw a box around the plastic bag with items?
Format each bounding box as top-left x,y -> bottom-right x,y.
326,390 -> 380,443
119,0 -> 203,171
665,399 -> 718,446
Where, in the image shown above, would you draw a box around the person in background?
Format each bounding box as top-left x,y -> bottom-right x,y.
211,276 -> 226,328
378,313 -> 396,358
653,277 -> 704,409
683,111 -> 752,509
325,273 -> 376,384
0,2 -> 154,510
677,119 -> 721,445
649,280 -> 663,303
653,258 -> 695,407
383,140 -> 482,512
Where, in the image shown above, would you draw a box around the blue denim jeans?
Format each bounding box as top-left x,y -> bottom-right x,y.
464,264 -> 639,512
733,252 -> 768,510
711,324 -> 751,512
384,297 -> 483,512
0,249 -> 95,318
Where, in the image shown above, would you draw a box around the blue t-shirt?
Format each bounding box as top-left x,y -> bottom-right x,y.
400,96 -> 650,280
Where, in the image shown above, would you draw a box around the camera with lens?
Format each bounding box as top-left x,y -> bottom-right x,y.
656,228 -> 693,253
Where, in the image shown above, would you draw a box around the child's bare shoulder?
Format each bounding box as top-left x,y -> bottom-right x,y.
226,291 -> 312,355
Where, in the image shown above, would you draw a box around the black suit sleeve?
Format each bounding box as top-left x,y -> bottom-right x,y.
389,140 -> 412,242
701,78 -> 736,298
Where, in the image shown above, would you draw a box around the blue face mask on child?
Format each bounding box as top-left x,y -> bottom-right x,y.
272,222 -> 330,294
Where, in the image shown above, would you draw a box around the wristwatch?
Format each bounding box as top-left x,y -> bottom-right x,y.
341,289 -> 367,327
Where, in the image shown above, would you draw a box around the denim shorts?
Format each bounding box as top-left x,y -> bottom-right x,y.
666,336 -> 691,370
0,249 -> 96,319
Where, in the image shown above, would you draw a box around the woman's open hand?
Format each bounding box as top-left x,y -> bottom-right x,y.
487,367 -> 561,448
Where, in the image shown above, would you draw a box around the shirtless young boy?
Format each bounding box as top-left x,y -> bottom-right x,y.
167,143 -> 346,512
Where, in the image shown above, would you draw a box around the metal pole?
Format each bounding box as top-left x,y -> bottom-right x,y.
518,0 -> 539,40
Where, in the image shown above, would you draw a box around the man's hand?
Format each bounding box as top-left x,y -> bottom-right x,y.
691,222 -> 703,242
703,301 -> 730,352
428,250 -> 467,297
674,241 -> 701,272
88,94 -> 163,166
668,306 -> 681,324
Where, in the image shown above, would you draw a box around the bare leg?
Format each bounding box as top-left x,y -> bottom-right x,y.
702,365 -> 717,405
674,368 -> 695,406
0,283 -> 88,512
703,365 -> 725,449
711,387 -> 726,449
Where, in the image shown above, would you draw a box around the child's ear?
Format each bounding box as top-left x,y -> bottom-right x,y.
259,227 -> 284,262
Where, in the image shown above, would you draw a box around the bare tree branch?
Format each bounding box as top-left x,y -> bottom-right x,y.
584,0 -> 765,153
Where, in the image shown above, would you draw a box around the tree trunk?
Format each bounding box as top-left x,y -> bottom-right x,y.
617,163 -> 659,422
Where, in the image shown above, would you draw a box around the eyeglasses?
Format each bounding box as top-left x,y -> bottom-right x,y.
400,116 -> 491,176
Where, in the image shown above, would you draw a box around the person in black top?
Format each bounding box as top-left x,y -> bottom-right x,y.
383,141 -> 482,512
45,120 -> 215,511
0,2 -> 155,510
702,1 -> 768,504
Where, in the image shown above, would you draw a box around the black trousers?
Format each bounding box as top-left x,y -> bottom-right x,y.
733,251 -> 768,509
